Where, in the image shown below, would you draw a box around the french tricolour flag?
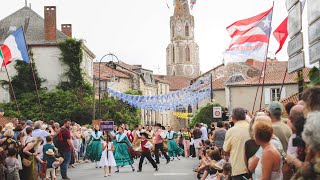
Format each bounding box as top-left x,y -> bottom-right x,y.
0,27 -> 30,67
224,7 -> 273,63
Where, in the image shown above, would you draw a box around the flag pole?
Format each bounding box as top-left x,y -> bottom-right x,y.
259,1 -> 274,111
3,63 -> 21,117
20,26 -> 44,120
29,58 -> 44,121
251,62 -> 266,114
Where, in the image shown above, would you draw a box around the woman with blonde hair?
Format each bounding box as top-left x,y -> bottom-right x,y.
253,121 -> 282,180
0,129 -> 19,155
23,137 -> 44,180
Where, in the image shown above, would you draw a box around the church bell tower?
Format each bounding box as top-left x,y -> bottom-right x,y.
166,0 -> 200,78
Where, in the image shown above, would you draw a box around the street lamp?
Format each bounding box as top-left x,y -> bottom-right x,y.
98,53 -> 119,119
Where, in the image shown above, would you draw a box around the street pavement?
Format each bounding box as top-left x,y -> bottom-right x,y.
68,157 -> 198,180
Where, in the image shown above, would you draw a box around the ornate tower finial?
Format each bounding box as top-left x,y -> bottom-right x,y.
174,0 -> 190,17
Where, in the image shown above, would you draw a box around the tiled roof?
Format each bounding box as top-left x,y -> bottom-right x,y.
154,75 -> 192,91
93,63 -> 130,80
154,75 -> 169,84
213,76 -> 229,90
229,62 -> 310,86
0,6 -> 68,45
0,116 -> 10,127
116,61 -> 142,72
191,64 -> 224,83
246,59 -> 288,73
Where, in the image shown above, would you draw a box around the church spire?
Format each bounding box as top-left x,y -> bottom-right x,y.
174,0 -> 190,17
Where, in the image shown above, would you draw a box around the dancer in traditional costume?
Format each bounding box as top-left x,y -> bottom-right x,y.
135,132 -> 158,172
99,132 -> 116,177
132,125 -> 142,155
85,125 -> 104,168
154,123 -> 170,164
167,126 -> 184,160
113,126 -> 135,172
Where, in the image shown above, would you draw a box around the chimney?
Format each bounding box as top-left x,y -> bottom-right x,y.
44,6 -> 57,41
246,59 -> 254,66
61,24 -> 72,37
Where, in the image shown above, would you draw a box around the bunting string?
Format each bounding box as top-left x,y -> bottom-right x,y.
173,112 -> 193,119
107,76 -> 211,111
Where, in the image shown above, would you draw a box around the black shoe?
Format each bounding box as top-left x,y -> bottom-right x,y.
62,177 -> 71,180
137,170 -> 142,172
132,168 -> 135,172
115,170 -> 119,173
166,159 -> 170,164
155,167 -> 159,171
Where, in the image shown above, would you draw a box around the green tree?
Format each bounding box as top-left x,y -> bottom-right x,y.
0,90 -> 92,124
1,53 -> 45,99
308,66 -> 320,87
190,102 -> 224,128
99,90 -> 142,129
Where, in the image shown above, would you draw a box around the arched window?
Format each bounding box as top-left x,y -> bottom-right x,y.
185,24 -> 189,36
172,46 -> 175,63
172,25 -> 175,38
186,45 -> 190,62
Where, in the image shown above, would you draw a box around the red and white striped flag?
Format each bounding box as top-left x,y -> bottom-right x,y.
224,7 -> 273,63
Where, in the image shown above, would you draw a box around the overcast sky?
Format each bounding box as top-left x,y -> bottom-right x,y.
2,0 -> 310,74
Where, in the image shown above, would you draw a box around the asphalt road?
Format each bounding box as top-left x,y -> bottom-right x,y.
67,157 -> 198,180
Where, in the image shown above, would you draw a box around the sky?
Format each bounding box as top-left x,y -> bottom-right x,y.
0,0 -> 313,74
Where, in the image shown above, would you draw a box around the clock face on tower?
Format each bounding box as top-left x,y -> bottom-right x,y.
184,65 -> 194,76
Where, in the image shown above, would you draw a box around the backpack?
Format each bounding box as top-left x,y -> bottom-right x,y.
53,130 -> 64,149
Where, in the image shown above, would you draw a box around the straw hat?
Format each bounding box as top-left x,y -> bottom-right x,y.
46,149 -> 55,156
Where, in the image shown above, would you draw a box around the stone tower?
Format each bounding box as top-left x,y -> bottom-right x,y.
166,0 -> 200,78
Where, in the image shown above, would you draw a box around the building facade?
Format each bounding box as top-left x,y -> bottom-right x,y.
94,62 -> 173,127
193,59 -> 310,115
0,6 -> 95,103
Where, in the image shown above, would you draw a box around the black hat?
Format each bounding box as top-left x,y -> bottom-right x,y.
140,132 -> 148,137
155,123 -> 162,127
140,132 -> 151,139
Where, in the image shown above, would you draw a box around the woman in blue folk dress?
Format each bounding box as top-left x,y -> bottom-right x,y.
113,126 -> 135,172
167,126 -> 184,161
86,125 -> 104,168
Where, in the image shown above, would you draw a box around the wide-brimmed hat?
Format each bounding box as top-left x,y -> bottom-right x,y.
140,132 -> 151,139
46,149 -> 55,156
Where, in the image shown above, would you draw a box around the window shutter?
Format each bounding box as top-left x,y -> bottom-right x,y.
280,87 -> 286,100
264,88 -> 271,105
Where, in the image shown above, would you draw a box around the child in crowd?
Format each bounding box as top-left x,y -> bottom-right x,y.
44,149 -> 57,180
43,136 -> 57,180
217,163 -> 232,180
5,148 -> 20,180
99,132 -> 116,177
201,147 -> 225,180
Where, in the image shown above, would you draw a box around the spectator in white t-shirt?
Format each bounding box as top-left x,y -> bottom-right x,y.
200,123 -> 208,141
32,121 -> 50,144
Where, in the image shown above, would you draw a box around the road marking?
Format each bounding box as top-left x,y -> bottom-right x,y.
154,173 -> 190,176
